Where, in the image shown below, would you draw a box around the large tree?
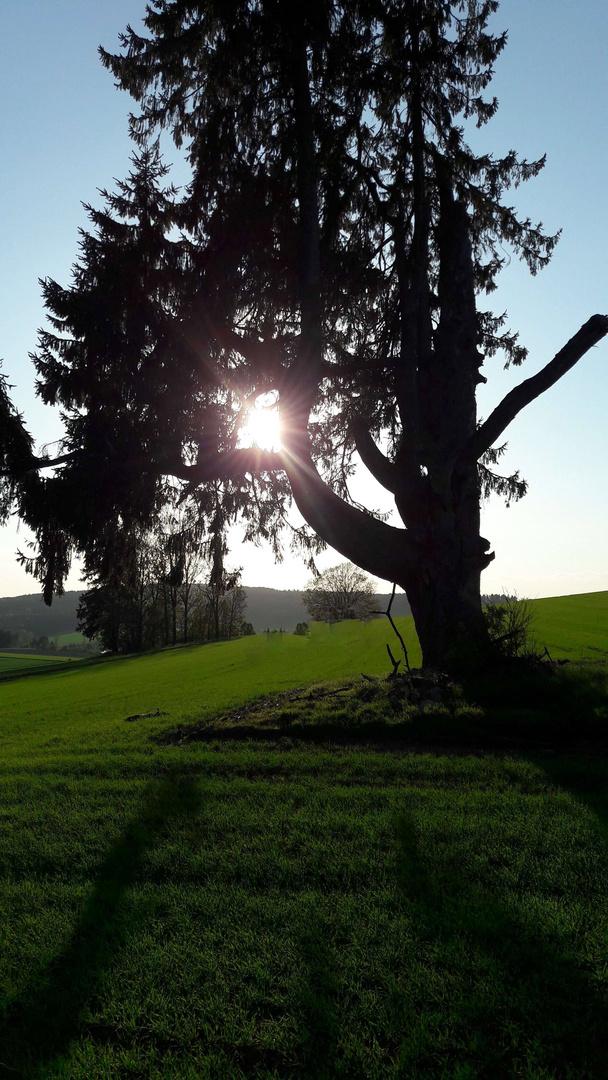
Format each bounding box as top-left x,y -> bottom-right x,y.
2,0 -> 607,670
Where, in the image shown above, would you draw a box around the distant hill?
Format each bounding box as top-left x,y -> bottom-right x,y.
0,585 -> 412,638
0,591 -> 83,638
243,586 -> 411,631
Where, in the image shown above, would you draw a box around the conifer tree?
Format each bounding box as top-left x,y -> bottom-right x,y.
4,1 -> 607,670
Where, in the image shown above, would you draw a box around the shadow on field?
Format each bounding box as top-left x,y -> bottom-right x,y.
0,771 -> 202,1077
539,755 -> 608,836
294,918 -> 342,1078
227,917 -> 345,1080
395,811 -> 608,1077
163,718 -> 592,757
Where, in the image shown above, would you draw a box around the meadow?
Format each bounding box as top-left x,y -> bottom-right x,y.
1,594 -> 607,1078
0,652 -> 73,677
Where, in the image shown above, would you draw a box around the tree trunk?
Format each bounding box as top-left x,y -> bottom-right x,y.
404,555 -> 489,671
399,460 -> 494,671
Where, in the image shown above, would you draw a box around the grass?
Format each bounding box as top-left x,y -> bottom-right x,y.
530,591 -> 608,661
0,652 -> 73,677
0,620 -> 422,753
1,602 -> 608,1078
52,632 -> 89,646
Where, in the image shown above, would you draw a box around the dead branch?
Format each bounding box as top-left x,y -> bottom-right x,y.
386,643 -> 401,676
374,582 -> 411,672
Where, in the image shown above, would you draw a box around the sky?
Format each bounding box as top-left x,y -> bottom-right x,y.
0,0 -> 606,600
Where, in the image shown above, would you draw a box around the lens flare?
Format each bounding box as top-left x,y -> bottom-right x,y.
237,394 -> 282,452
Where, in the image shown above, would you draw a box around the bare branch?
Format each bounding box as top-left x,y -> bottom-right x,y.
383,582 -> 411,671
461,315 -> 608,463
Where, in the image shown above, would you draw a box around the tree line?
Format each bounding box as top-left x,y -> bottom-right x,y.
75,506 -> 253,653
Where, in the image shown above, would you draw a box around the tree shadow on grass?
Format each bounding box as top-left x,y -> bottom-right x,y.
226,918 -> 345,1080
0,771 -> 202,1077
538,754 -> 608,834
162,717 -> 597,759
395,810 -> 608,1078
293,918 -> 343,1080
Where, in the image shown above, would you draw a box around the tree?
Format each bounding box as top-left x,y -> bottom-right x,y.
75,500 -> 247,651
194,570 -> 247,642
302,563 -> 378,623
2,1 -> 607,672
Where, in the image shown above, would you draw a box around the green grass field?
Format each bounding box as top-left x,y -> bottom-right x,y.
1,595 -> 607,1078
531,590 -> 608,660
52,632 -> 89,647
0,652 -> 73,677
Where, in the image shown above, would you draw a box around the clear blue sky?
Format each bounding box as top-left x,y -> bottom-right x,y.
0,0 -> 606,598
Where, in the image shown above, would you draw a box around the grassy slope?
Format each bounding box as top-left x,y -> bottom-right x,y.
1,600 -> 608,1078
53,632 -> 88,646
1,588 -> 605,752
0,620 -> 421,759
0,653 -> 72,676
532,591 -> 608,660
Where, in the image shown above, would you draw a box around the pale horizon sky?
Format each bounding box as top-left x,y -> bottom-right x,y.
0,0 -> 607,601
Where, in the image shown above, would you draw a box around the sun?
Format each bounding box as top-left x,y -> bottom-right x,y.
236,392 -> 282,452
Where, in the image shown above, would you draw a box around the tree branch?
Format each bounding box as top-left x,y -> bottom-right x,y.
282,437 -> 420,583
160,447 -> 285,484
2,447 -> 285,486
352,420 -> 402,494
460,315 -> 608,464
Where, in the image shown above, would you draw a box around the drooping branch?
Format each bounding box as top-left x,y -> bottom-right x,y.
461,314 -> 608,464
291,28 -> 323,387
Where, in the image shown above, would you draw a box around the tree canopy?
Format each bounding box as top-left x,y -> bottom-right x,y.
2,0 -> 606,671
303,562 -> 378,623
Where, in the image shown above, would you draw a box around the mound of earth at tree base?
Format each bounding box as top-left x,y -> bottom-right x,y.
157,665 -> 608,757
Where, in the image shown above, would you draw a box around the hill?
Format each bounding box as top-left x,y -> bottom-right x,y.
0,585 -> 412,638
531,590 -> 608,660
0,590 -> 83,637
243,586 -> 412,630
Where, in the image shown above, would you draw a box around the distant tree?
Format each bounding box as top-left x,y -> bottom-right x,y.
32,635 -> 53,652
240,621 -> 256,636
302,563 -> 378,623
153,506 -> 207,646
77,584 -> 130,653
194,570 -> 247,642
294,621 -> 309,636
2,2 -> 607,672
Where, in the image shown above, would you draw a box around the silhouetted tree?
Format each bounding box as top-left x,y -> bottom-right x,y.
2,2 -> 607,671
303,563 -> 378,623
